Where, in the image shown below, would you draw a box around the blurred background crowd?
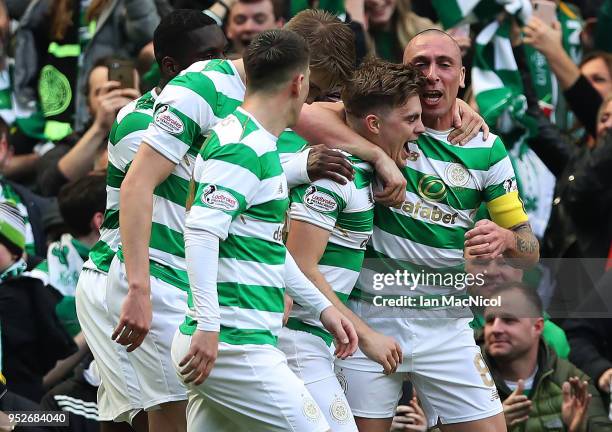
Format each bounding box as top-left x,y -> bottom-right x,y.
0,0 -> 610,431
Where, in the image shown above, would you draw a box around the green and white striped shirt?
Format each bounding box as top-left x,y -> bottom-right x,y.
84,89 -> 157,274
288,155 -> 374,344
117,59 -> 245,291
355,129 -> 527,301
180,108 -> 290,346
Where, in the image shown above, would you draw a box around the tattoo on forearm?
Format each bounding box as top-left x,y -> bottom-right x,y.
513,223 -> 539,255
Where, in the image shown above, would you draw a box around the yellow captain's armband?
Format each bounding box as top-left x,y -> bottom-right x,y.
0,371 -> 5,385
486,191 -> 528,229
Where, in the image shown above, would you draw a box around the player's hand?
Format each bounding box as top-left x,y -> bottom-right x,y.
283,293 -> 293,326
320,306 -> 358,359
464,219 -> 513,260
523,17 -> 562,58
391,397 -> 428,431
360,329 -> 403,375
373,152 -> 406,208
112,289 -> 152,352
179,330 -> 219,386
597,368 -> 612,393
307,144 -> 354,184
448,98 -> 489,145
502,379 -> 532,427
562,377 -> 592,432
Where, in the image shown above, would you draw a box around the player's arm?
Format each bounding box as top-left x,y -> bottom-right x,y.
465,137 -> 539,268
464,218 -> 539,268
113,143 -> 176,351
283,251 -> 358,359
114,75 -> 214,350
287,220 -> 402,372
178,133 -> 266,384
295,102 -> 406,207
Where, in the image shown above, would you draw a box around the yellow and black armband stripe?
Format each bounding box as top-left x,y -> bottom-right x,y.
486,191 -> 528,229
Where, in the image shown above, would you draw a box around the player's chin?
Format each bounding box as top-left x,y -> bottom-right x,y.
422,101 -> 452,119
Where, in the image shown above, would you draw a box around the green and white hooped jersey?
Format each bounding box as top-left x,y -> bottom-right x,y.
278,128 -> 308,164
288,155 -> 374,344
180,108 -> 290,346
84,90 -> 157,274
117,59 -> 246,292
355,129 -> 525,301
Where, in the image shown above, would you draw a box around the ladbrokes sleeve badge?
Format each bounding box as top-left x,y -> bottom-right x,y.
304,186 -> 338,213
154,105 -> 185,135
201,185 -> 239,211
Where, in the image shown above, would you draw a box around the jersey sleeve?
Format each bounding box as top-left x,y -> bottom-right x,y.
483,137 -> 528,228
290,179 -> 349,232
185,131 -> 262,240
142,72 -> 216,164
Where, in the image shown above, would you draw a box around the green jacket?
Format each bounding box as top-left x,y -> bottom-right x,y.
484,342 -> 612,432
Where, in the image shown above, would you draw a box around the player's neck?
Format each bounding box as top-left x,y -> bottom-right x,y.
241,95 -> 292,137
422,110 -> 454,132
496,347 -> 539,382
232,59 -> 247,85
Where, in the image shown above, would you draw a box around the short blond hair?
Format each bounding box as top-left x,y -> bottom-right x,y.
285,10 -> 355,89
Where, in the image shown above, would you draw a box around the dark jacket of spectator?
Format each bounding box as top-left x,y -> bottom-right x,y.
0,274 -> 76,402
516,45 -> 612,260
14,0 -> 159,134
564,270 -> 612,395
484,342 -> 612,432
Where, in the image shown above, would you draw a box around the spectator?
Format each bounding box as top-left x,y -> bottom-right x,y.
225,0 -> 284,57
564,270 -> 612,400
0,202 -> 75,401
523,17 -> 608,138
39,355 -> 100,432
482,282 -> 612,431
0,117 -> 51,259
349,0 -> 438,63
14,0 -> 158,140
525,86 -> 612,262
29,174 -> 106,337
35,58 -> 140,197
465,253 -> 571,359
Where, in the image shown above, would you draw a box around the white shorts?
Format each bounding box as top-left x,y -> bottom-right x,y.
335,300 -> 502,426
172,331 -> 330,432
278,327 -> 357,432
106,255 -> 188,410
75,268 -> 141,422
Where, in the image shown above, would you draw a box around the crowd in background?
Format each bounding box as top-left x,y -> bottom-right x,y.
0,0 -> 611,431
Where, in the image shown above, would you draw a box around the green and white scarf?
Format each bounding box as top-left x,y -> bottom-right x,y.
29,234 -> 90,337
30,234 -> 89,295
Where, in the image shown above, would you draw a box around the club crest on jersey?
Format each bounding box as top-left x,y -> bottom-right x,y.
154,105 -> 184,135
445,163 -> 470,187
503,178 -> 518,194
304,186 -> 337,213
201,185 -> 239,211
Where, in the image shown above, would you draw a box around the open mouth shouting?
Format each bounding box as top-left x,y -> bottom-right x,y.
421,90 -> 443,106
